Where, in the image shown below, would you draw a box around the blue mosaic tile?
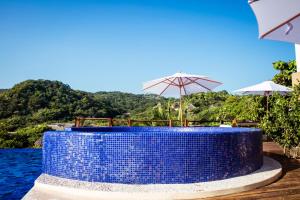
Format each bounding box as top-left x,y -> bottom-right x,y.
42,127 -> 263,184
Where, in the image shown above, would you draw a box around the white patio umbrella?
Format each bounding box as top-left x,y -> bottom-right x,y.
143,72 -> 222,125
249,0 -> 300,71
249,0 -> 300,44
234,80 -> 292,112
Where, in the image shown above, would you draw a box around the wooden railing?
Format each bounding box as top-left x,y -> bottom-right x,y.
74,117 -> 258,128
75,118 -> 180,127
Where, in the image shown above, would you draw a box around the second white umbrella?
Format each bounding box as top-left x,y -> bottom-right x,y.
234,80 -> 292,112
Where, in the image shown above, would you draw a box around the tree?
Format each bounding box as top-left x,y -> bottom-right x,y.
272,60 -> 297,87
260,59 -> 300,149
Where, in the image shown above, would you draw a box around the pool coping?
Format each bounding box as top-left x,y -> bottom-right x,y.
22,156 -> 281,200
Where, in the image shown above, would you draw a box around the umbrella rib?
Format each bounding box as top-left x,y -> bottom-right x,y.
184,76 -> 222,85
185,77 -> 212,91
194,77 -> 222,84
164,78 -> 180,86
261,13 -> 300,39
181,77 -> 221,87
179,77 -> 187,95
162,81 -> 178,86
159,77 -> 178,96
248,0 -> 259,5
143,77 -> 178,91
143,78 -> 169,91
182,78 -> 192,85
183,77 -> 198,85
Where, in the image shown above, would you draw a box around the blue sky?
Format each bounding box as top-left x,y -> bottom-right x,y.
0,0 -> 295,93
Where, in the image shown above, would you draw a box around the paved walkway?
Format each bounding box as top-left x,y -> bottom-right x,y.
204,142 -> 300,200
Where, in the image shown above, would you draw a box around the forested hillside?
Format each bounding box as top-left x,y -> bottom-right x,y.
0,80 -> 168,147
95,91 -> 168,117
0,80 -> 113,120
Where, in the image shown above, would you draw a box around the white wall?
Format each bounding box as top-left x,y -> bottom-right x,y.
296,44 -> 300,72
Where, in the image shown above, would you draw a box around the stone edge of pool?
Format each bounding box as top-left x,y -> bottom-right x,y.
67,126 -> 262,134
22,156 -> 282,200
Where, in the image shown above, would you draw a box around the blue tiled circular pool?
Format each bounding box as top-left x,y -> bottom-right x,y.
43,127 -> 263,184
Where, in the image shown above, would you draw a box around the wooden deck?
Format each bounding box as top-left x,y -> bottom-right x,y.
204,142 -> 300,200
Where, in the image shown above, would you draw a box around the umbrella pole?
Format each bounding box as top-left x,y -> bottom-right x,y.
180,95 -> 183,126
266,95 -> 269,115
179,86 -> 183,126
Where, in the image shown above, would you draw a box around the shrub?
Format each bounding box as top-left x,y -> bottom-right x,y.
260,85 -> 300,148
0,124 -> 52,148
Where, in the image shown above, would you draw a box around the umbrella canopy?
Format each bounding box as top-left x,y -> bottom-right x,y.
249,0 -> 300,72
234,81 -> 292,96
249,0 -> 300,44
143,72 -> 222,125
143,72 -> 222,97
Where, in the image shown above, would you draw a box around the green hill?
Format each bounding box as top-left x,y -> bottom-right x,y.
0,80 -> 120,122
0,80 -> 169,131
0,80 -> 173,147
95,91 -> 168,118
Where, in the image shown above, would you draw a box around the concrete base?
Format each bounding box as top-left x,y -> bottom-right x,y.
22,156 -> 282,200
292,72 -> 300,86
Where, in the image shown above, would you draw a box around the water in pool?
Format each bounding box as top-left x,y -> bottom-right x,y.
0,149 -> 42,200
